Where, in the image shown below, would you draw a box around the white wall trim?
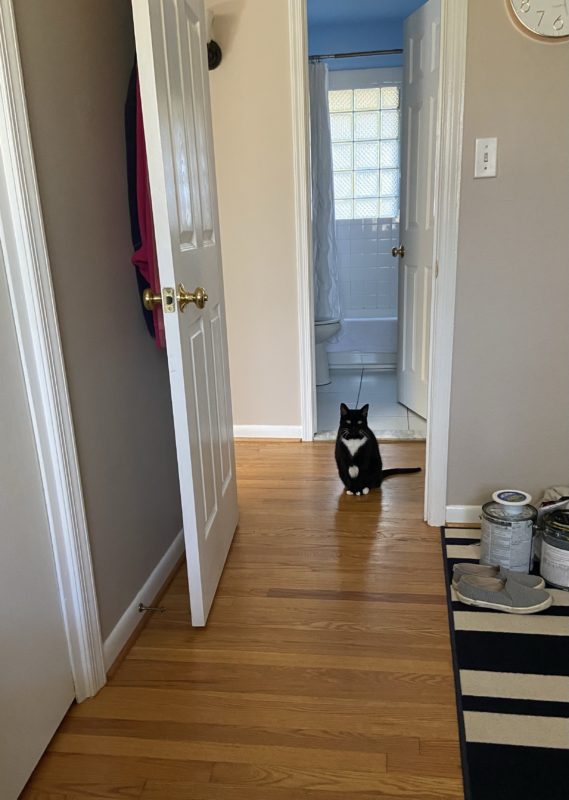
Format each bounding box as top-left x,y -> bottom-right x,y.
0,0 -> 105,700
446,506 -> 482,525
424,0 -> 468,527
234,425 -> 303,440
103,530 -> 185,671
289,0 -> 315,441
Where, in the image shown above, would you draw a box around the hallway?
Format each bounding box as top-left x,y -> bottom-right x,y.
22,441 -> 463,799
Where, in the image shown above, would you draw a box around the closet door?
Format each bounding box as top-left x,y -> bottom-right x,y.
132,0 -> 238,625
0,253 -> 74,799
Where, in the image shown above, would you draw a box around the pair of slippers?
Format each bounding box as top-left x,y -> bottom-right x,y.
452,563 -> 552,615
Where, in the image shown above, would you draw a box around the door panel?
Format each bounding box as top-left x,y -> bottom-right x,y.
397,0 -> 440,418
133,0 -> 238,626
0,252 -> 74,799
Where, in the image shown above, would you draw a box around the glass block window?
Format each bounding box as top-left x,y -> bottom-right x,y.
329,86 -> 401,221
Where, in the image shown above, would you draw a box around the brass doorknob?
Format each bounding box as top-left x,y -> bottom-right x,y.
392,245 -> 405,258
177,284 -> 208,312
142,288 -> 162,311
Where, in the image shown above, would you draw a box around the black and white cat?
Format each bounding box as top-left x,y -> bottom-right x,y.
335,403 -> 421,495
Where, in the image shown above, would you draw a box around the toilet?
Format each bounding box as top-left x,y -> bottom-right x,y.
314,318 -> 341,386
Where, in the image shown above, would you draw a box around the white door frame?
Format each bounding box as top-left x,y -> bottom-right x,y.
289,0 -> 316,442
288,0 -> 468,526
0,0 -> 105,700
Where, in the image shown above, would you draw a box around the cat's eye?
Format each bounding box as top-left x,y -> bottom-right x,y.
357,420 -> 362,424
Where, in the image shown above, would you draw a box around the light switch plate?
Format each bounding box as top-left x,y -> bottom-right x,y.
475,137 -> 498,178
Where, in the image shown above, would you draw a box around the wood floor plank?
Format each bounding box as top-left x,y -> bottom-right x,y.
22,441 -> 462,799
141,781 -> 409,800
20,751 -> 212,795
70,687 -> 457,739
61,716 -> 419,757
49,733 -> 389,774
209,762 -> 462,798
22,791 -> 140,800
124,645 -> 453,675
109,660 -> 454,705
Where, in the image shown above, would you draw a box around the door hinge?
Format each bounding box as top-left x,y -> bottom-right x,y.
435,260 -> 439,279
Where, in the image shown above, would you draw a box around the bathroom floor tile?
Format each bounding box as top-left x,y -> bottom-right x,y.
317,368 -> 362,396
367,415 -> 409,434
359,370 -> 397,400
357,370 -> 407,417
358,398 -> 407,417
315,366 -> 428,436
316,392 -> 349,432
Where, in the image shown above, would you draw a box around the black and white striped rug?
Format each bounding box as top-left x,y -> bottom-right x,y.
441,527 -> 569,800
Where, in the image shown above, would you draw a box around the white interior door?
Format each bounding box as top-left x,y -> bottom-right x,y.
0,253 -> 75,800
396,0 -> 440,419
132,0 -> 238,626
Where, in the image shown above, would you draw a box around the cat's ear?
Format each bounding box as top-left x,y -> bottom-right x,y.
340,403 -> 349,417
361,404 -> 369,418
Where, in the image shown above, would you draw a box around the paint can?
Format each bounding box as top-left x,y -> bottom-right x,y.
540,510 -> 569,590
480,490 -> 537,572
534,494 -> 569,561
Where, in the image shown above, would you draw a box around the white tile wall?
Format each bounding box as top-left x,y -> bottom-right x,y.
330,218 -> 399,359
336,218 -> 399,319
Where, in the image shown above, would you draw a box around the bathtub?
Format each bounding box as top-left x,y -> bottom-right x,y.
327,317 -> 398,368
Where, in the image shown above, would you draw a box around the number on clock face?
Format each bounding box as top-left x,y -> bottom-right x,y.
510,0 -> 569,37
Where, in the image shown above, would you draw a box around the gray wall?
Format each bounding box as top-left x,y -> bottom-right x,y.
14,0 -> 182,639
447,0 -> 569,505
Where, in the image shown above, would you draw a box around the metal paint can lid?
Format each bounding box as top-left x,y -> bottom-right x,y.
482,499 -> 537,524
492,489 -> 533,507
543,510 -> 569,542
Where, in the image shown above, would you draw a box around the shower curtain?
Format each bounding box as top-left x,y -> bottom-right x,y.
309,62 -> 341,323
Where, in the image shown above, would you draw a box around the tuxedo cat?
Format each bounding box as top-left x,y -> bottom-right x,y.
335,403 -> 421,495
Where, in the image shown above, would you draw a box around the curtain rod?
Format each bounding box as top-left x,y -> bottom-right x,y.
309,48 -> 403,62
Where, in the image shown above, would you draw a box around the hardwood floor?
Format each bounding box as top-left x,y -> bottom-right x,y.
22,441 -> 463,800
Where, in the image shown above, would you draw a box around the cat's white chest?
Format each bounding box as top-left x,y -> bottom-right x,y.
342,437 -> 366,458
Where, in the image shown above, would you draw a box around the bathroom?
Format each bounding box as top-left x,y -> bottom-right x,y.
308,0 -> 432,439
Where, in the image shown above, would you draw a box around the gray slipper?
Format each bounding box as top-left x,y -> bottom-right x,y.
455,575 -> 553,614
452,563 -> 545,590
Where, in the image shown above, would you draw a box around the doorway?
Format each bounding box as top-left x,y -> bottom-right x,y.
290,0 -> 467,525
307,0 -> 435,441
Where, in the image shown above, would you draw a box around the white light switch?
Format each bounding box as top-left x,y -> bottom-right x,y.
475,137 -> 498,178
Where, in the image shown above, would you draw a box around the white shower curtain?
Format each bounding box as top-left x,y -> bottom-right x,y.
309,62 -> 341,323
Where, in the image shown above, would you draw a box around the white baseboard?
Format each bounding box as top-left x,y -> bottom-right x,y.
233,425 -> 303,439
446,505 -> 482,525
103,529 -> 185,671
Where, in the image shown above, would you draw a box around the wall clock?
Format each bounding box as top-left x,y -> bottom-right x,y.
508,0 -> 569,39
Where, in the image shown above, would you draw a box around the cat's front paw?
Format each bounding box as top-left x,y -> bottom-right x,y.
362,487 -> 369,495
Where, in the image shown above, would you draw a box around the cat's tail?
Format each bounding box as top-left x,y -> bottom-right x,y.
381,467 -> 422,479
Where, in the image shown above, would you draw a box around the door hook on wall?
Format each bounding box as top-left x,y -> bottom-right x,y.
208,40 -> 222,70
206,9 -> 222,70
